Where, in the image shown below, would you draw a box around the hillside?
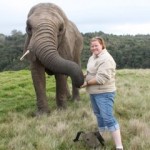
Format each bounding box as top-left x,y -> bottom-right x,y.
0,31 -> 150,72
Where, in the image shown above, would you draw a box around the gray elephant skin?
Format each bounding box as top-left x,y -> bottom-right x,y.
22,3 -> 84,114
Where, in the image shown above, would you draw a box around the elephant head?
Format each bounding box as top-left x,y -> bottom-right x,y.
23,3 -> 84,88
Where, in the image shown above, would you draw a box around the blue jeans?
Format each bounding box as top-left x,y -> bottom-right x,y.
90,92 -> 119,132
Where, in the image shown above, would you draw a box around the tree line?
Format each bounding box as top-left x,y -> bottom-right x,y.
0,30 -> 150,72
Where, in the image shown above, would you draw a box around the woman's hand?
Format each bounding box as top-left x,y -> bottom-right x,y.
80,81 -> 88,88
83,73 -> 87,78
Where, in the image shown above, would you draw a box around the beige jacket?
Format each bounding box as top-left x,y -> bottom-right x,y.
86,49 -> 116,94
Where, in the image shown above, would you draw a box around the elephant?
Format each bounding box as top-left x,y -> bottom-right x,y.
21,3 -> 84,114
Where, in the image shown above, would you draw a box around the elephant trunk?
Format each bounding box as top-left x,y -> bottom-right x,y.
29,24 -> 84,87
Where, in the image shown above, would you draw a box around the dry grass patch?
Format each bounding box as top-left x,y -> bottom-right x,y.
0,69 -> 150,149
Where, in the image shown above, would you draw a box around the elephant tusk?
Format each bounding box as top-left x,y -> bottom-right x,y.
20,50 -> 30,61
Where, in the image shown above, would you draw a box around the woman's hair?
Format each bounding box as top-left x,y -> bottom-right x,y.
90,37 -> 106,49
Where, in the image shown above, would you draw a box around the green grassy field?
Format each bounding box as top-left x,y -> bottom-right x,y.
0,69 -> 150,150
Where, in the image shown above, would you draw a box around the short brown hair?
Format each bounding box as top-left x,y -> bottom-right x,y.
90,37 -> 106,49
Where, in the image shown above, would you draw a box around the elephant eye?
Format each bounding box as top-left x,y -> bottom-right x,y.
59,26 -> 63,32
58,24 -> 65,36
26,21 -> 32,35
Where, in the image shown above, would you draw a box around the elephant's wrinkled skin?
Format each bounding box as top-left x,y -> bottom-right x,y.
23,3 -> 84,114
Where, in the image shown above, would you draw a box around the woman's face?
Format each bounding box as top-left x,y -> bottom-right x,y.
90,40 -> 103,56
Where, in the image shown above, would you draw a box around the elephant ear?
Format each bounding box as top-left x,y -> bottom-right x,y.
23,32 -> 36,62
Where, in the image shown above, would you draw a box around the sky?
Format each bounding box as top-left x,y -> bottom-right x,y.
0,0 -> 150,35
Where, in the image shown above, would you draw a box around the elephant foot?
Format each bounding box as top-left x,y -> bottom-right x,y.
57,106 -> 67,111
57,101 -> 67,110
71,95 -> 80,101
31,109 -> 51,117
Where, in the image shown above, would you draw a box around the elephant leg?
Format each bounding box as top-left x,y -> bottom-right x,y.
55,74 -> 68,109
66,78 -> 71,99
72,83 -> 80,101
31,60 -> 50,114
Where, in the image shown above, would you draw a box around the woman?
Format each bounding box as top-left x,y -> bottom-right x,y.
81,37 -> 123,150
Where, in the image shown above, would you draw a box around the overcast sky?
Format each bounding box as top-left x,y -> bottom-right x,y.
0,0 -> 150,35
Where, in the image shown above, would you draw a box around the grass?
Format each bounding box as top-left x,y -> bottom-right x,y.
0,69 -> 150,150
